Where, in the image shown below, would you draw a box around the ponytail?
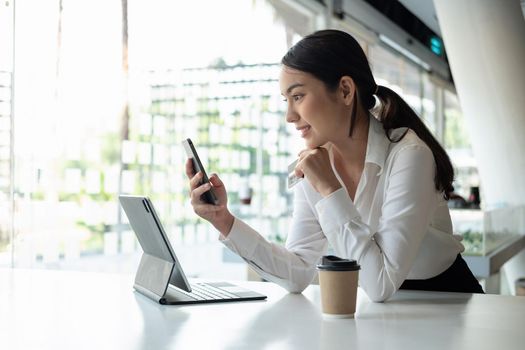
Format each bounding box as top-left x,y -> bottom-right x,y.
375,85 -> 454,199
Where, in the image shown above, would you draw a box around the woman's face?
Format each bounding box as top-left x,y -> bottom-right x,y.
279,66 -> 351,149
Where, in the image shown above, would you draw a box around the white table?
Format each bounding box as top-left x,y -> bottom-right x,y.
1,268 -> 524,350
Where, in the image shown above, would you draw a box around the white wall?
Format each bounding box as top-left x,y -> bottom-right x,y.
434,0 -> 525,208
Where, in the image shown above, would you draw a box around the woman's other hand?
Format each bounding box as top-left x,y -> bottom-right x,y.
295,147 -> 341,197
185,159 -> 234,236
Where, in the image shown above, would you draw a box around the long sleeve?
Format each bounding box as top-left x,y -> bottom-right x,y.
315,144 -> 438,302
220,182 -> 328,293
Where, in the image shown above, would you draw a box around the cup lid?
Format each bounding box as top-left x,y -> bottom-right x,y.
316,255 -> 360,271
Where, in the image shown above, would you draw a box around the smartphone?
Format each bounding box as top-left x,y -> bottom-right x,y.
182,138 -> 219,205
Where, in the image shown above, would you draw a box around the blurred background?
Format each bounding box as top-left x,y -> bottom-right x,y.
1,0 -> 523,294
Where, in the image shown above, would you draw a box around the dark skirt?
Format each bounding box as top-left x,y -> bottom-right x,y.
400,254 -> 484,293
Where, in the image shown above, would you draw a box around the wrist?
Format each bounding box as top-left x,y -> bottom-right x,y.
320,183 -> 342,197
214,211 -> 235,237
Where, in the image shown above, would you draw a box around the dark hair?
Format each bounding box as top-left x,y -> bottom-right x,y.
281,29 -> 454,199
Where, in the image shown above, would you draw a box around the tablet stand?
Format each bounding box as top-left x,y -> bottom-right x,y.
133,253 -> 175,303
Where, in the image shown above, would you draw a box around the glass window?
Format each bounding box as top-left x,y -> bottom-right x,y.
4,0 -> 467,281
0,1 -> 14,267
6,0 -> 316,279
444,90 -> 479,200
370,44 -> 404,89
421,72 -> 438,134
368,44 -> 446,138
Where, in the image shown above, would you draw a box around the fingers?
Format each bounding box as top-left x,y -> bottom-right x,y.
295,152 -> 308,177
185,158 -> 195,178
186,160 -> 221,191
297,149 -> 309,160
190,182 -> 211,203
191,182 -> 224,215
293,157 -> 305,178
295,146 -> 329,178
185,160 -> 226,219
185,158 -> 205,191
208,173 -> 223,188
297,146 -> 325,160
294,168 -> 304,178
189,172 -> 204,192
186,160 -> 209,205
296,148 -> 319,169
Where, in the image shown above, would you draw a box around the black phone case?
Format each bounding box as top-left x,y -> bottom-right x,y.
182,139 -> 219,205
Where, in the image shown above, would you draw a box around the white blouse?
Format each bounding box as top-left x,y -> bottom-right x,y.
220,116 -> 464,302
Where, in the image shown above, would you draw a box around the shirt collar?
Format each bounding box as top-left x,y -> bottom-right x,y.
365,115 -> 391,176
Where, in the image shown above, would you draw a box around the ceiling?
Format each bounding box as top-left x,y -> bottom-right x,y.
398,0 -> 525,38
397,0 -> 441,36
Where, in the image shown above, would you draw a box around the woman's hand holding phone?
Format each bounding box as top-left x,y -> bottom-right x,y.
185,159 -> 234,236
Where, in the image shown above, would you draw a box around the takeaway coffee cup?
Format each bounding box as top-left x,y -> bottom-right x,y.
317,255 -> 360,318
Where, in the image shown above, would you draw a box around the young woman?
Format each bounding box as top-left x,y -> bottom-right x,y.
185,29 -> 483,302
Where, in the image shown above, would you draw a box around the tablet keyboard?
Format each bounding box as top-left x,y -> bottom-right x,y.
177,282 -> 239,301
